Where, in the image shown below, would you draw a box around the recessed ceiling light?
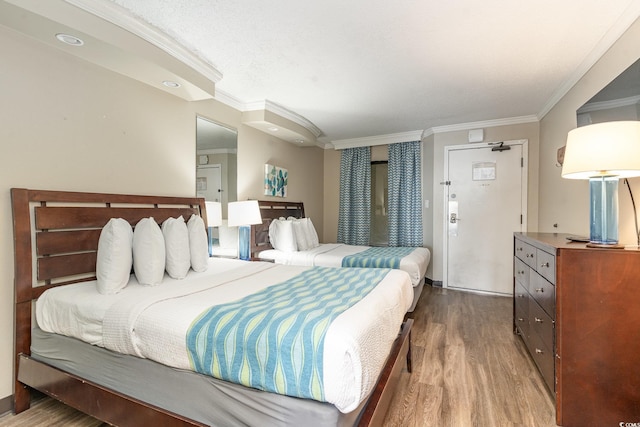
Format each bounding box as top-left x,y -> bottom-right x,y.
268,126 -> 279,132
162,80 -> 181,88
55,33 -> 84,46
296,139 -> 305,144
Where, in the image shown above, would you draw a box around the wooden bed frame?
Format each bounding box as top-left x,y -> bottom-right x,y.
250,200 -> 305,256
11,189 -> 412,427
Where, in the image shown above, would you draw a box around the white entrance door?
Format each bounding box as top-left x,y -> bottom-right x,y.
196,164 -> 222,202
443,140 -> 527,295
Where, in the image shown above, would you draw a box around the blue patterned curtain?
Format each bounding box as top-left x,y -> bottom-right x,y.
338,147 -> 371,245
388,141 -> 423,246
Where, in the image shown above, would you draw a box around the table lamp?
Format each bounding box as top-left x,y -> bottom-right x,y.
561,121 -> 640,247
227,200 -> 262,260
205,201 -> 222,256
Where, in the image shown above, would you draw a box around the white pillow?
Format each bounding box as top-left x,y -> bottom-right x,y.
218,220 -> 239,249
307,217 -> 320,248
162,216 -> 191,279
187,214 -> 208,272
96,218 -> 133,295
292,218 -> 311,251
269,218 -> 298,252
133,217 -> 165,286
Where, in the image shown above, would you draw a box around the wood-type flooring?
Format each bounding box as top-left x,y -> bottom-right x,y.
0,285 -> 556,426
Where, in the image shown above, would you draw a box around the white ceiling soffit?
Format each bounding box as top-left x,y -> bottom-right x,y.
0,0 -> 218,101
41,0 -> 324,147
243,101 -> 322,146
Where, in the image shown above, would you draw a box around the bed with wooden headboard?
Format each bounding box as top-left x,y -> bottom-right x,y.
251,199 -> 430,312
250,199 -> 305,254
11,188 -> 412,427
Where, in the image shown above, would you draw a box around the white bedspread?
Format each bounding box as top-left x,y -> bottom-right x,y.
36,257 -> 412,413
258,244 -> 430,286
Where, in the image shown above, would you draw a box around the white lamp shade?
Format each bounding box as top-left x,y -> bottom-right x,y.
204,201 -> 222,227
562,121 -> 640,179
227,200 -> 262,227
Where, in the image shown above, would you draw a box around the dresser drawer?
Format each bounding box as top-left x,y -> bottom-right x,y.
529,298 -> 554,352
529,272 -> 555,318
536,249 -> 556,284
514,282 -> 529,338
528,328 -> 555,393
514,257 -> 529,289
515,239 -> 537,268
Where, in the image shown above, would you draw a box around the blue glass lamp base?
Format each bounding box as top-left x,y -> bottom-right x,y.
589,176 -> 622,247
208,226 -> 214,257
238,225 -> 251,260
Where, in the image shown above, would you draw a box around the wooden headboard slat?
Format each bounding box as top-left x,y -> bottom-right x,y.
35,206 -> 200,230
37,229 -> 101,255
38,252 -> 98,282
25,188 -> 203,206
12,188 -> 207,292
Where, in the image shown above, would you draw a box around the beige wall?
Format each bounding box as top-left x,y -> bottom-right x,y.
237,125 -> 324,236
422,134 -> 435,278
0,24 -> 323,404
539,17 -> 640,243
323,148 -> 341,242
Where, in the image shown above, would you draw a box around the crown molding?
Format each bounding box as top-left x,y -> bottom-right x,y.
213,89 -> 246,112
577,94 -> 640,113
331,130 -> 424,150
537,1 -> 640,119
328,115 -> 540,149
64,0 -> 223,84
430,115 -> 539,134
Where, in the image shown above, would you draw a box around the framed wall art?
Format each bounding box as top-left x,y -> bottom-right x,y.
264,164 -> 288,197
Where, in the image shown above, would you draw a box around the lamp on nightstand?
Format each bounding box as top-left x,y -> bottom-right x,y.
561,121 -> 640,247
205,201 -> 222,256
228,200 -> 262,260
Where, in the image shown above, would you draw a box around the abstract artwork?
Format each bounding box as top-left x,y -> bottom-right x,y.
264,164 -> 288,197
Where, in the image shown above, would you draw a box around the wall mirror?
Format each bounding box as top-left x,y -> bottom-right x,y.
577,58 -> 640,126
196,116 -> 237,218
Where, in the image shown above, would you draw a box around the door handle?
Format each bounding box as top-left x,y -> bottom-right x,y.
450,213 -> 460,223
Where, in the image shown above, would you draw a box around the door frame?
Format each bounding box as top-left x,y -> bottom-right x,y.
442,139 -> 528,291
196,163 -> 223,201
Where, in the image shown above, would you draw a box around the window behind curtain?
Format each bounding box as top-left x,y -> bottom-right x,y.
370,161 -> 388,246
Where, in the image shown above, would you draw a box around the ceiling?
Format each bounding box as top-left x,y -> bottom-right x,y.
3,0 -> 640,147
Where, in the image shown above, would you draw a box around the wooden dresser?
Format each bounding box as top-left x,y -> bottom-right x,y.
513,232 -> 640,426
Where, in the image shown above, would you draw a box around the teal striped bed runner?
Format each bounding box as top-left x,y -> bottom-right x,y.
186,266 -> 390,401
341,246 -> 415,269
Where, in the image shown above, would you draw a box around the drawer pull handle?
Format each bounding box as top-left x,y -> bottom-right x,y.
540,262 -> 550,268
518,294 -> 526,298
534,317 -> 543,323
535,288 -> 544,293
518,317 -> 524,322
518,247 -> 523,251
535,348 -> 543,354
518,270 -> 525,275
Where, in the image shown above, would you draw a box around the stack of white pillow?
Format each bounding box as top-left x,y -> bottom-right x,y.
96,214 -> 209,295
268,217 -> 320,252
